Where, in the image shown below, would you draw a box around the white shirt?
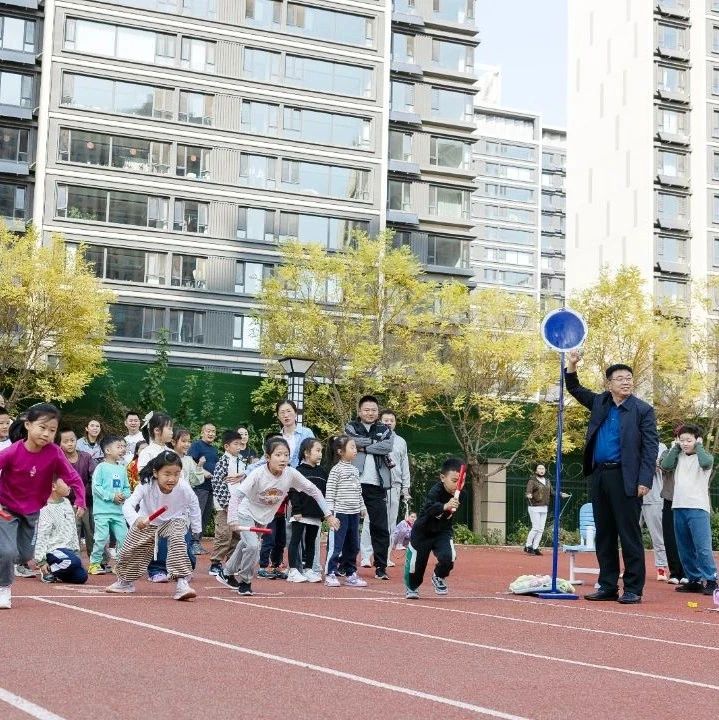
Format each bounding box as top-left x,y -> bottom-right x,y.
123,479 -> 201,533
138,442 -> 167,472
124,432 -> 145,464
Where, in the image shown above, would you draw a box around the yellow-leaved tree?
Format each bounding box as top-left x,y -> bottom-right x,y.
253,231 -> 452,435
0,225 -> 113,412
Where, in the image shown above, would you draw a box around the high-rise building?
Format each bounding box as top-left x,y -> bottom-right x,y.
388,0 -> 478,282
471,104 -> 566,308
566,0 -> 702,309
0,0 -> 42,232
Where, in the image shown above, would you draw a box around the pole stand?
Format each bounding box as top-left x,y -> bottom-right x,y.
536,591 -> 579,599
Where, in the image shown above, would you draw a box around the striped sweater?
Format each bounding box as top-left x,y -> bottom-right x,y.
34,498 -> 79,563
326,461 -> 363,514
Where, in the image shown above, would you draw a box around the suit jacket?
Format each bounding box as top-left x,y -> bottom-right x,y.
565,371 -> 658,496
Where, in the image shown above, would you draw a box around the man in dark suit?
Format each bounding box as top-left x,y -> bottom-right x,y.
565,349 -> 658,604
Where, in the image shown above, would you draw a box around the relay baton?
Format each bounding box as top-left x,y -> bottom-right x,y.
0,508 -> 12,521
236,526 -> 272,535
450,464 -> 467,514
148,506 -> 168,522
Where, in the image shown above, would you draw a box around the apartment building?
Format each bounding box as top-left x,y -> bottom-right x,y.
540,126 -> 566,308
0,0 -> 42,231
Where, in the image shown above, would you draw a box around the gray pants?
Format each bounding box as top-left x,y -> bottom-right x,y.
641,503 -> 667,568
224,514 -> 261,583
0,511 -> 39,587
360,486 -> 401,564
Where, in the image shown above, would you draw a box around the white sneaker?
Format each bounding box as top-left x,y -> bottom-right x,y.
287,568 -> 308,583
344,573 -> 368,587
303,569 -> 322,583
0,586 -> 11,609
108,548 -> 117,559
173,577 -> 196,601
387,560 -> 396,568
325,573 -> 341,587
106,580 -> 135,594
14,563 -> 36,578
360,561 -> 372,568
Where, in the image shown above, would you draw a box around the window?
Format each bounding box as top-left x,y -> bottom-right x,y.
542,194 -> 565,211
657,191 -> 688,222
540,171 -> 563,187
169,309 -> 204,344
657,107 -> 687,135
432,0 -> 474,23
656,235 -> 686,263
285,54 -> 372,98
388,180 -> 411,211
241,100 -> 279,136
488,163 -> 534,182
430,88 -> 473,122
476,112 -> 535,141
541,276 -> 564,293
389,131 -> 412,161
480,203 -> 535,225
243,48 -> 281,82
171,254 -> 206,288
394,0 -> 417,11
0,16 -> 35,53
657,149 -> 686,177
431,39 -> 473,72
657,64 -> 687,93
176,145 -> 210,179
236,206 -> 276,242
484,268 -> 532,287
181,38 -> 216,72
283,107 -> 370,148
105,247 -> 167,284
483,140 -> 534,161
110,305 -> 166,340
0,183 -> 25,220
430,136 -> 470,169
0,71 -> 33,109
173,200 -> 209,233
484,225 -> 535,245
429,186 -> 470,219
181,0 -> 217,20
540,255 -> 564,272
483,183 -> 534,203
657,23 -> 686,52
233,315 -> 260,349
390,81 -> 415,112
713,26 -> 719,53
656,279 -> 687,303
61,74 -> 172,119
288,4 -> 373,47
280,160 -> 370,200
392,33 -> 415,62
245,0 -> 281,28
239,153 -> 277,188
279,212 -> 368,249
713,238 -> 719,267
179,91 -> 213,125
0,127 -> 29,163
235,261 -> 273,294
484,248 -> 534,265
427,235 -> 469,268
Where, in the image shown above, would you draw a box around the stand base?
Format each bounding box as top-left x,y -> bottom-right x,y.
535,591 -> 579,600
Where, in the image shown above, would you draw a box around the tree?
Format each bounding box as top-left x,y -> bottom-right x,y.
137,329 -> 169,415
254,231 -> 450,434
0,226 -> 113,412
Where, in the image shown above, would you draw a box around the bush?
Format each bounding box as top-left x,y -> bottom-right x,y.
453,523 -> 478,544
506,520 -> 530,546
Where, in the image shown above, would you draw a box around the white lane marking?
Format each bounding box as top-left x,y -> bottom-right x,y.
30,598 -> 529,720
0,687 -> 68,720
13,594 -> 162,599
212,597 -> 719,692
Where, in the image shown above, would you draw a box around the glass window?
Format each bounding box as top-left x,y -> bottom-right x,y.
430,88 -> 473,122
656,235 -> 686,263
392,33 -> 415,62
56,185 -> 107,222
236,206 -> 276,242
541,213 -> 565,232
430,136 -> 470,169
241,100 -> 279,136
389,131 -> 412,161
658,191 -> 688,221
110,304 -> 166,339
429,186 -> 470,218
427,235 -> 468,268
431,39 -> 473,72
285,55 -> 372,98
279,212 -> 367,249
390,81 -> 415,112
171,255 -> 207,288
169,309 -> 204,344
173,199 -> 209,233
181,0 -> 217,19
281,160 -> 369,200
106,247 -> 147,283
656,279 -> 686,302
235,261 -> 273,294
239,153 -> 276,188
658,64 -> 687,93
657,23 -> 686,51
484,225 -> 535,245
483,140 -> 534,161
287,3 -> 373,47
483,183 -> 534,203
657,149 -> 686,177
432,0 -> 474,23
108,190 -> 151,226
713,237 -> 719,267
243,48 -> 281,82
282,107 -> 370,148
176,145 -> 211,179
179,91 -> 213,125
658,107 -> 687,134
233,315 -> 260,349
112,136 -> 153,172
0,16 -> 35,52
388,180 -> 411,211
0,183 -> 25,219
245,0 -> 281,27
181,38 -> 216,72
0,127 -> 29,163
488,163 -> 534,182
0,71 -> 33,108
713,26 -> 719,53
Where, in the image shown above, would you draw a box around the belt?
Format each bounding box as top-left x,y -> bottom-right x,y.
596,462 -> 621,469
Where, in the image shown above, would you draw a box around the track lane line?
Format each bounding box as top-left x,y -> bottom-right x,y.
0,687 -> 68,720
28,597 -> 528,720
211,597 -> 719,692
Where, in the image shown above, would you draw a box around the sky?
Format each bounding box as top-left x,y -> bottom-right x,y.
476,0 -> 567,127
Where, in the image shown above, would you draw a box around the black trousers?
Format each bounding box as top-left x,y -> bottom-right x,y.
591,466 -> 645,595
405,532 -> 455,591
259,514 -> 287,568
288,523 -> 319,572
662,499 -> 685,580
361,484 -> 389,571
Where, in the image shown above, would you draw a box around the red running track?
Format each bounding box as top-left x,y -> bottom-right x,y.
3,545 -> 718,720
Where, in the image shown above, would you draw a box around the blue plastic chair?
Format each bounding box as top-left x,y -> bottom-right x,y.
562,502 -> 599,585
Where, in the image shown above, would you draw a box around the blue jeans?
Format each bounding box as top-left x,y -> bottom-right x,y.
673,508 -> 717,582
148,530 -> 196,578
326,513 -> 360,576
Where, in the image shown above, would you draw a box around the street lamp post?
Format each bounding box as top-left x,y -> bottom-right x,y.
278,356 -> 315,426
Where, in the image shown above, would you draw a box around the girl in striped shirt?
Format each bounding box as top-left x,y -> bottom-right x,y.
325,436 -> 367,588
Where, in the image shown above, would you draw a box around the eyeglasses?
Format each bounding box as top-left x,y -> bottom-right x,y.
610,376 -> 633,383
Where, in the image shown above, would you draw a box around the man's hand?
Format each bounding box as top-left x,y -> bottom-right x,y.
443,497 -> 460,512
566,349 -> 582,373
637,485 -> 650,498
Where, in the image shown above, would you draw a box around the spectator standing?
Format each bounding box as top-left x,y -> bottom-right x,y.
641,443 -> 669,581
76,419 -> 104,463
189,423 -> 219,536
123,411 -> 144,464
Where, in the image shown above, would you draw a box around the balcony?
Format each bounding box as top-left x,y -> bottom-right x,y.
0,48 -> 38,65
655,0 -> 689,19
390,61 -> 424,78
386,209 -> 419,226
0,0 -> 40,8
655,129 -> 689,146
388,159 -> 421,177
655,214 -> 689,232
392,230 -> 473,275
391,10 -> 425,29
389,110 -> 422,127
655,172 -> 689,188
0,158 -> 29,175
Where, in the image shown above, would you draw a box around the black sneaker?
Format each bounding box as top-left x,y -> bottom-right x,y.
432,574 -> 448,595
208,562 -> 222,576
532,548 -> 543,556
216,569 -> 240,589
375,570 -> 390,580
703,579 -> 718,596
41,571 -> 57,584
270,566 -> 288,580
676,581 -> 704,593
237,581 -> 254,596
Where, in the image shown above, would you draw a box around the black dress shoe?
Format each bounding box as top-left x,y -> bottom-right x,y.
617,592 -> 642,604
532,548 -> 542,556
585,589 -> 619,601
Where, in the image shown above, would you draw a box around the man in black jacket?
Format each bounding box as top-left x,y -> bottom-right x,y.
565,349 -> 658,604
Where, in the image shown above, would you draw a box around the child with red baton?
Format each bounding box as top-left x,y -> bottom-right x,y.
106,451 -> 201,601
404,457 -> 466,599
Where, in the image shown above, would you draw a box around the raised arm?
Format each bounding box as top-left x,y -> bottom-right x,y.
660,442 -> 681,471
564,349 -> 598,411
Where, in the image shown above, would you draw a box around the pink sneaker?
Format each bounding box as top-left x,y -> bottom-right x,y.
344,573 -> 368,587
